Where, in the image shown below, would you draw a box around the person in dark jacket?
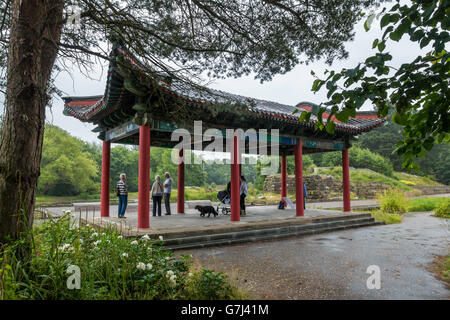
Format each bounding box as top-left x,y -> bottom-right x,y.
116,173 -> 128,218
226,180 -> 231,196
240,176 -> 248,216
303,181 -> 308,209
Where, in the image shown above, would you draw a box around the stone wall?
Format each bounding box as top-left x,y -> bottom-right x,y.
412,185 -> 450,195
263,174 -> 450,202
263,174 -> 391,202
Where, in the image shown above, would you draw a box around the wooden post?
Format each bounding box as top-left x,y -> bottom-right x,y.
231,134 -> 240,221
138,125 -> 151,228
342,148 -> 351,212
294,140 -> 304,216
281,155 -> 287,205
101,141 -> 110,217
177,148 -> 185,214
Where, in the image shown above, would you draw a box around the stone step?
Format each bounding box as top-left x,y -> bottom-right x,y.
162,217 -> 383,251
163,217 -> 375,246
151,213 -> 374,240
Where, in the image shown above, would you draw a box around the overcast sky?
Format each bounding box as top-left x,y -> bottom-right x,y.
47,5 -> 425,146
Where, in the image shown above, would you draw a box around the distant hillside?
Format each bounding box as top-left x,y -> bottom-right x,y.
354,118 -> 450,185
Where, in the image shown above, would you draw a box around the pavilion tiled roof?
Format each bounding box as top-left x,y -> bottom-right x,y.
63,45 -> 385,135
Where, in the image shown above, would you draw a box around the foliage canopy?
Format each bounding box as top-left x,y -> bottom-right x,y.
307,0 -> 449,170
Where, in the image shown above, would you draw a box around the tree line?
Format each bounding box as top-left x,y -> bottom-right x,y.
38,121 -> 449,197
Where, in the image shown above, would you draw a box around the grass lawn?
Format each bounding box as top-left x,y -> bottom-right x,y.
407,197 -> 449,212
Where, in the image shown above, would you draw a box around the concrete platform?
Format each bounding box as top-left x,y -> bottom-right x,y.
75,203 -> 380,240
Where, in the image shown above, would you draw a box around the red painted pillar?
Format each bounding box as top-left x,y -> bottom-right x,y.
342,148 -> 351,212
138,125 -> 151,228
231,134 -> 240,221
281,155 -> 287,205
177,148 -> 185,214
100,141 -> 110,217
294,140 -> 304,216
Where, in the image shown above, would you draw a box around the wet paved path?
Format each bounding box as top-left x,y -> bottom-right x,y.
179,212 -> 450,299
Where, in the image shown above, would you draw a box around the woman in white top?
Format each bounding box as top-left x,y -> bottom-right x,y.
151,175 -> 164,217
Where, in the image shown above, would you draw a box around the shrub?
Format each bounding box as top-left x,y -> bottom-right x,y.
377,188 -> 407,214
433,200 -> 450,218
371,210 -> 403,224
185,269 -> 233,300
0,214 -> 242,300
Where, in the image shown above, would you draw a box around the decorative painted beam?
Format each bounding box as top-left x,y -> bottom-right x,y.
105,118 -> 346,151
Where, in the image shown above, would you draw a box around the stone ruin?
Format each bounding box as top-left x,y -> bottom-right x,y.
263,174 -> 391,202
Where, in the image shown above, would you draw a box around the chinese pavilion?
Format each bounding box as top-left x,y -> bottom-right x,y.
63,44 -> 385,229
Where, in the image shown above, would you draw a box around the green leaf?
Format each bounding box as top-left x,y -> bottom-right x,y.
372,39 -> 379,49
335,108 -> 352,123
325,121 -> 336,134
378,41 -> 386,52
364,13 -> 376,31
380,14 -> 390,29
390,30 -> 402,41
298,111 -> 308,122
331,93 -> 343,104
311,79 -> 321,92
420,37 -> 431,49
392,113 -> 407,125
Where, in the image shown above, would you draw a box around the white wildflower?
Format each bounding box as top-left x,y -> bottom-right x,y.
141,234 -> 150,241
131,240 -> 138,245
58,244 -> 73,252
118,235 -> 123,239
146,263 -> 153,270
101,233 -> 106,236
188,272 -> 193,278
166,270 -> 174,278
168,274 -> 177,286
93,240 -> 101,246
159,236 -> 163,241
136,262 -> 146,270
91,232 -> 98,238
121,253 -> 128,258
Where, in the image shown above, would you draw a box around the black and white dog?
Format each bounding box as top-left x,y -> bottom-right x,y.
195,205 -> 218,218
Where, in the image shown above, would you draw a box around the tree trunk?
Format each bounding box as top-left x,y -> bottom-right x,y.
0,1 -> 64,247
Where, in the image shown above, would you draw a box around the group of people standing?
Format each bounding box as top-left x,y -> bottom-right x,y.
116,173 -> 250,218
115,172 -> 173,218
150,172 -> 172,217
